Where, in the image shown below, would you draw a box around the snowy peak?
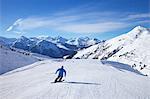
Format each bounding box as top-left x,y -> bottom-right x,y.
0,36 -> 16,46
0,35 -> 100,58
130,26 -> 148,32
54,36 -> 68,44
20,36 -> 29,40
12,36 -> 36,51
67,36 -> 100,48
36,36 -> 100,47
74,26 -> 150,76
127,26 -> 150,39
37,36 -> 56,43
31,40 -> 63,58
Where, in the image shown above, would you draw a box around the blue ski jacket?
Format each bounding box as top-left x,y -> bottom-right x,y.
55,67 -> 66,77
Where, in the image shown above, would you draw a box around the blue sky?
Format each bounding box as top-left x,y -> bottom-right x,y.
0,0 -> 150,40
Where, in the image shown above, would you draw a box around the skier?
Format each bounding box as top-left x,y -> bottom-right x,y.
54,66 -> 66,83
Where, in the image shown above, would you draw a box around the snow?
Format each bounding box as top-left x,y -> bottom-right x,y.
0,59 -> 150,99
56,43 -> 69,50
67,37 -> 100,48
35,40 -> 63,57
73,42 -> 104,59
108,31 -> 150,75
1,26 -> 150,99
106,26 -> 150,75
0,45 -> 39,74
0,36 -> 16,46
73,26 -> 150,76
0,36 -> 101,58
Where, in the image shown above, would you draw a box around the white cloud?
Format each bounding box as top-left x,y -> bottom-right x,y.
6,18 -> 23,32
6,8 -> 149,34
136,20 -> 150,24
58,22 -> 128,33
128,13 -> 150,19
6,26 -> 13,32
6,16 -> 129,34
123,13 -> 150,21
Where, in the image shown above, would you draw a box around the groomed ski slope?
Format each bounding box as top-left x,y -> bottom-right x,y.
0,59 -> 150,99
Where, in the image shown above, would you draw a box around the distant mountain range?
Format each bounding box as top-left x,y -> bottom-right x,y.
0,36 -> 101,58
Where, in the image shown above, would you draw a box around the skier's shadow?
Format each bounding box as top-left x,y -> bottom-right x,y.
62,81 -> 101,85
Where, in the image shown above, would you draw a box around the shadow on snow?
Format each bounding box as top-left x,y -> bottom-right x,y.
101,60 -> 145,76
62,81 -> 101,85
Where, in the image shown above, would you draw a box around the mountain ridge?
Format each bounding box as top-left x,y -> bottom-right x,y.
74,26 -> 150,76
0,36 -> 101,58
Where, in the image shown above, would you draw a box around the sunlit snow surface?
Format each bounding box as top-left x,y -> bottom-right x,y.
74,26 -> 150,76
0,59 -> 150,99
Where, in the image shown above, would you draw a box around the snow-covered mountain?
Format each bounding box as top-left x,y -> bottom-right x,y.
0,45 -> 38,74
0,44 -> 54,74
37,36 -> 68,44
0,59 -> 149,99
11,36 -> 78,58
0,36 -> 16,46
74,26 -> 150,76
0,36 -> 100,58
12,36 -> 37,50
67,37 -> 101,48
37,36 -> 100,48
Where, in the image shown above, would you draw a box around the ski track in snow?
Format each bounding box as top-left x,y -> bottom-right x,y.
0,59 -> 150,99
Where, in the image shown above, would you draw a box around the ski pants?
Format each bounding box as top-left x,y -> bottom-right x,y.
55,76 -> 63,82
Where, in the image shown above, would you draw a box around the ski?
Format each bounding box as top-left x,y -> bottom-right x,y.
51,80 -> 65,83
